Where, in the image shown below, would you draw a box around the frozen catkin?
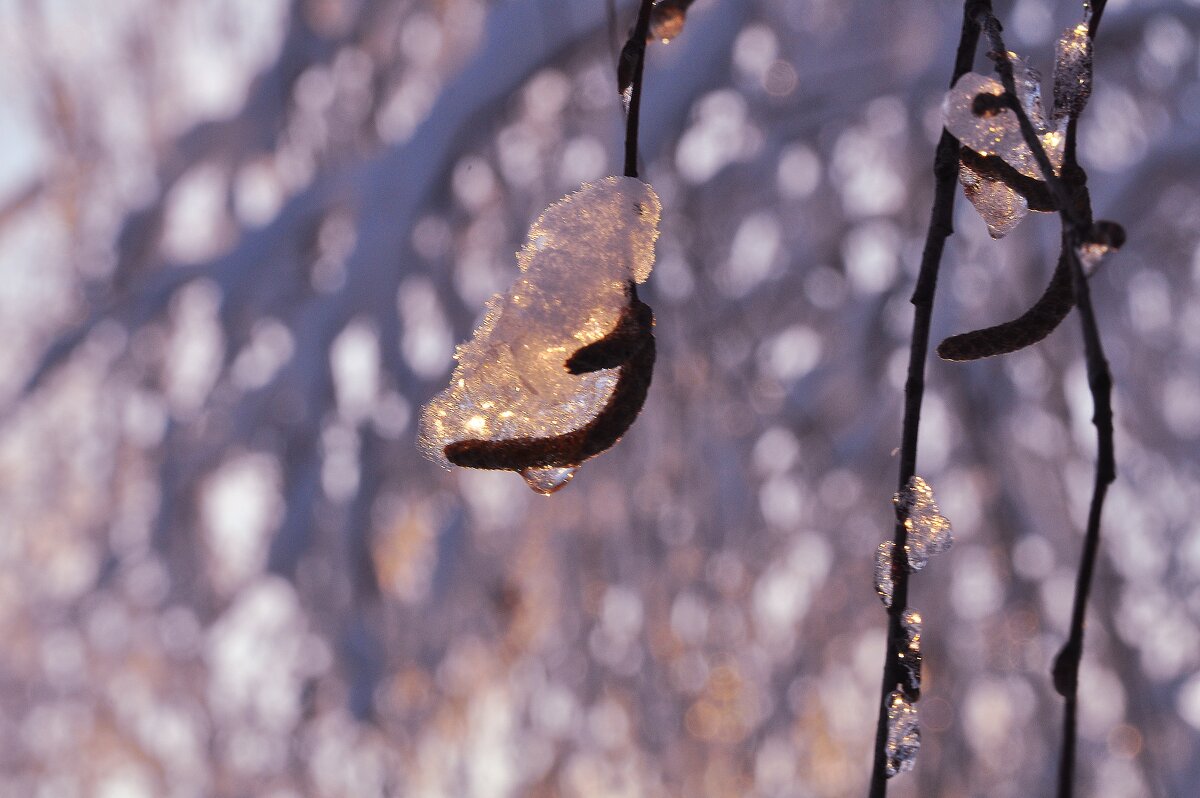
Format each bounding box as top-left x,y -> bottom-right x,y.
419,177 -> 661,494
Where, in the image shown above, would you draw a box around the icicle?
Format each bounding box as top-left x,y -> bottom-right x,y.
885,689 -> 920,777
875,540 -> 895,608
419,177 -> 661,490
893,476 -> 953,571
1053,23 -> 1093,120
648,0 -> 687,43
898,608 -> 923,700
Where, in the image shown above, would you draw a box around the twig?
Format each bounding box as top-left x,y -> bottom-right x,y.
866,2 -> 982,795
622,0 -> 655,178
974,5 -> 1117,798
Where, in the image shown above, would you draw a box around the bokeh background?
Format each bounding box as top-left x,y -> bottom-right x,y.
1,0 -> 1198,795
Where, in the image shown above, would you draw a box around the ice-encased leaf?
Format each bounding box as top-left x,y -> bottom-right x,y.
893,476 -> 952,571
1053,23 -> 1093,121
875,540 -> 895,608
419,177 -> 661,489
943,71 -> 1065,182
958,158 -> 1029,239
885,689 -> 920,778
898,608 -> 923,700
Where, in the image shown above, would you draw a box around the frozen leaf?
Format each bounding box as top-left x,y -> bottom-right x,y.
1053,23 -> 1093,121
944,70 -> 1065,182
649,0 -> 688,43
958,157 -> 1028,239
875,540 -> 895,608
885,689 -> 920,778
419,177 -> 662,491
893,476 -> 952,571
898,608 -> 923,700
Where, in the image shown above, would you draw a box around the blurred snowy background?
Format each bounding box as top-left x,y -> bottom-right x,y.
1,0 -> 1198,795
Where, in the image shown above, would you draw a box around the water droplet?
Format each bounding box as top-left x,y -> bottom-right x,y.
898,608 -> 923,700
875,541 -> 895,608
520,465 -> 577,495
885,689 -> 920,777
649,0 -> 687,43
894,476 -> 952,571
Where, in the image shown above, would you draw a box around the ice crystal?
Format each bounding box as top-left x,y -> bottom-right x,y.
1053,23 -> 1093,120
898,608 -> 923,700
958,158 -> 1028,239
875,540 -> 895,608
419,177 -> 661,490
893,476 -> 952,571
885,689 -> 920,778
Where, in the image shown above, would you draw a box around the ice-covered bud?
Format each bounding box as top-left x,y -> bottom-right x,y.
1075,220 -> 1125,276
649,0 -> 688,43
893,476 -> 953,571
885,689 -> 920,778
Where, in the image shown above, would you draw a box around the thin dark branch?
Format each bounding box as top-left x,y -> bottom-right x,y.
623,0 -> 655,178
975,6 -> 1117,798
867,2 -> 981,795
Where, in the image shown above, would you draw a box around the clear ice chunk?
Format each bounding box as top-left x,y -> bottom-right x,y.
893,476 -> 953,571
1053,23 -> 1093,121
885,689 -> 920,778
943,71 -> 1065,182
898,608 -> 923,700
958,158 -> 1029,239
875,540 -> 895,608
419,177 -> 661,482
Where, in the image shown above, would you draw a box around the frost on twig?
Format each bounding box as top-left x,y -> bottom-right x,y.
419,177 -> 661,494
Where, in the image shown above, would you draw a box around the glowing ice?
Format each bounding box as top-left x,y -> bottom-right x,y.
885,689 -> 920,777
898,608 -> 922,700
875,540 -> 895,608
958,159 -> 1028,239
893,476 -> 952,571
1053,23 -> 1093,121
419,177 -> 661,489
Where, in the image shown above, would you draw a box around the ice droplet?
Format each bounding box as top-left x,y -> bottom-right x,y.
943,70 -> 1065,182
1053,23 -> 1093,121
875,541 -> 895,608
958,158 -> 1029,239
520,466 -> 577,495
1076,219 -> 1126,276
649,0 -> 687,43
898,608 -> 923,700
418,177 -> 662,484
885,689 -> 920,778
893,476 -> 953,571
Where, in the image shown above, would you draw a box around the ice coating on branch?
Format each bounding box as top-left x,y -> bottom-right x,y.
419,177 -> 661,485
958,159 -> 1028,239
875,540 -> 895,608
893,476 -> 952,571
885,690 -> 920,778
1053,23 -> 1093,120
898,608 -> 923,700
944,70 -> 1065,183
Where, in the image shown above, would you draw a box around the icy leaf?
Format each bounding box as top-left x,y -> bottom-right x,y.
885,689 -> 920,778
958,158 -> 1029,239
943,71 -> 1065,182
875,540 -> 895,608
1053,23 -> 1093,121
898,608 -> 923,700
893,476 -> 952,571
419,177 -> 662,491
520,466 -> 576,495
649,0 -> 687,43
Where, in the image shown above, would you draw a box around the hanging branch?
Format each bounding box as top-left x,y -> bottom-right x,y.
973,4 -> 1117,798
866,2 -> 982,795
